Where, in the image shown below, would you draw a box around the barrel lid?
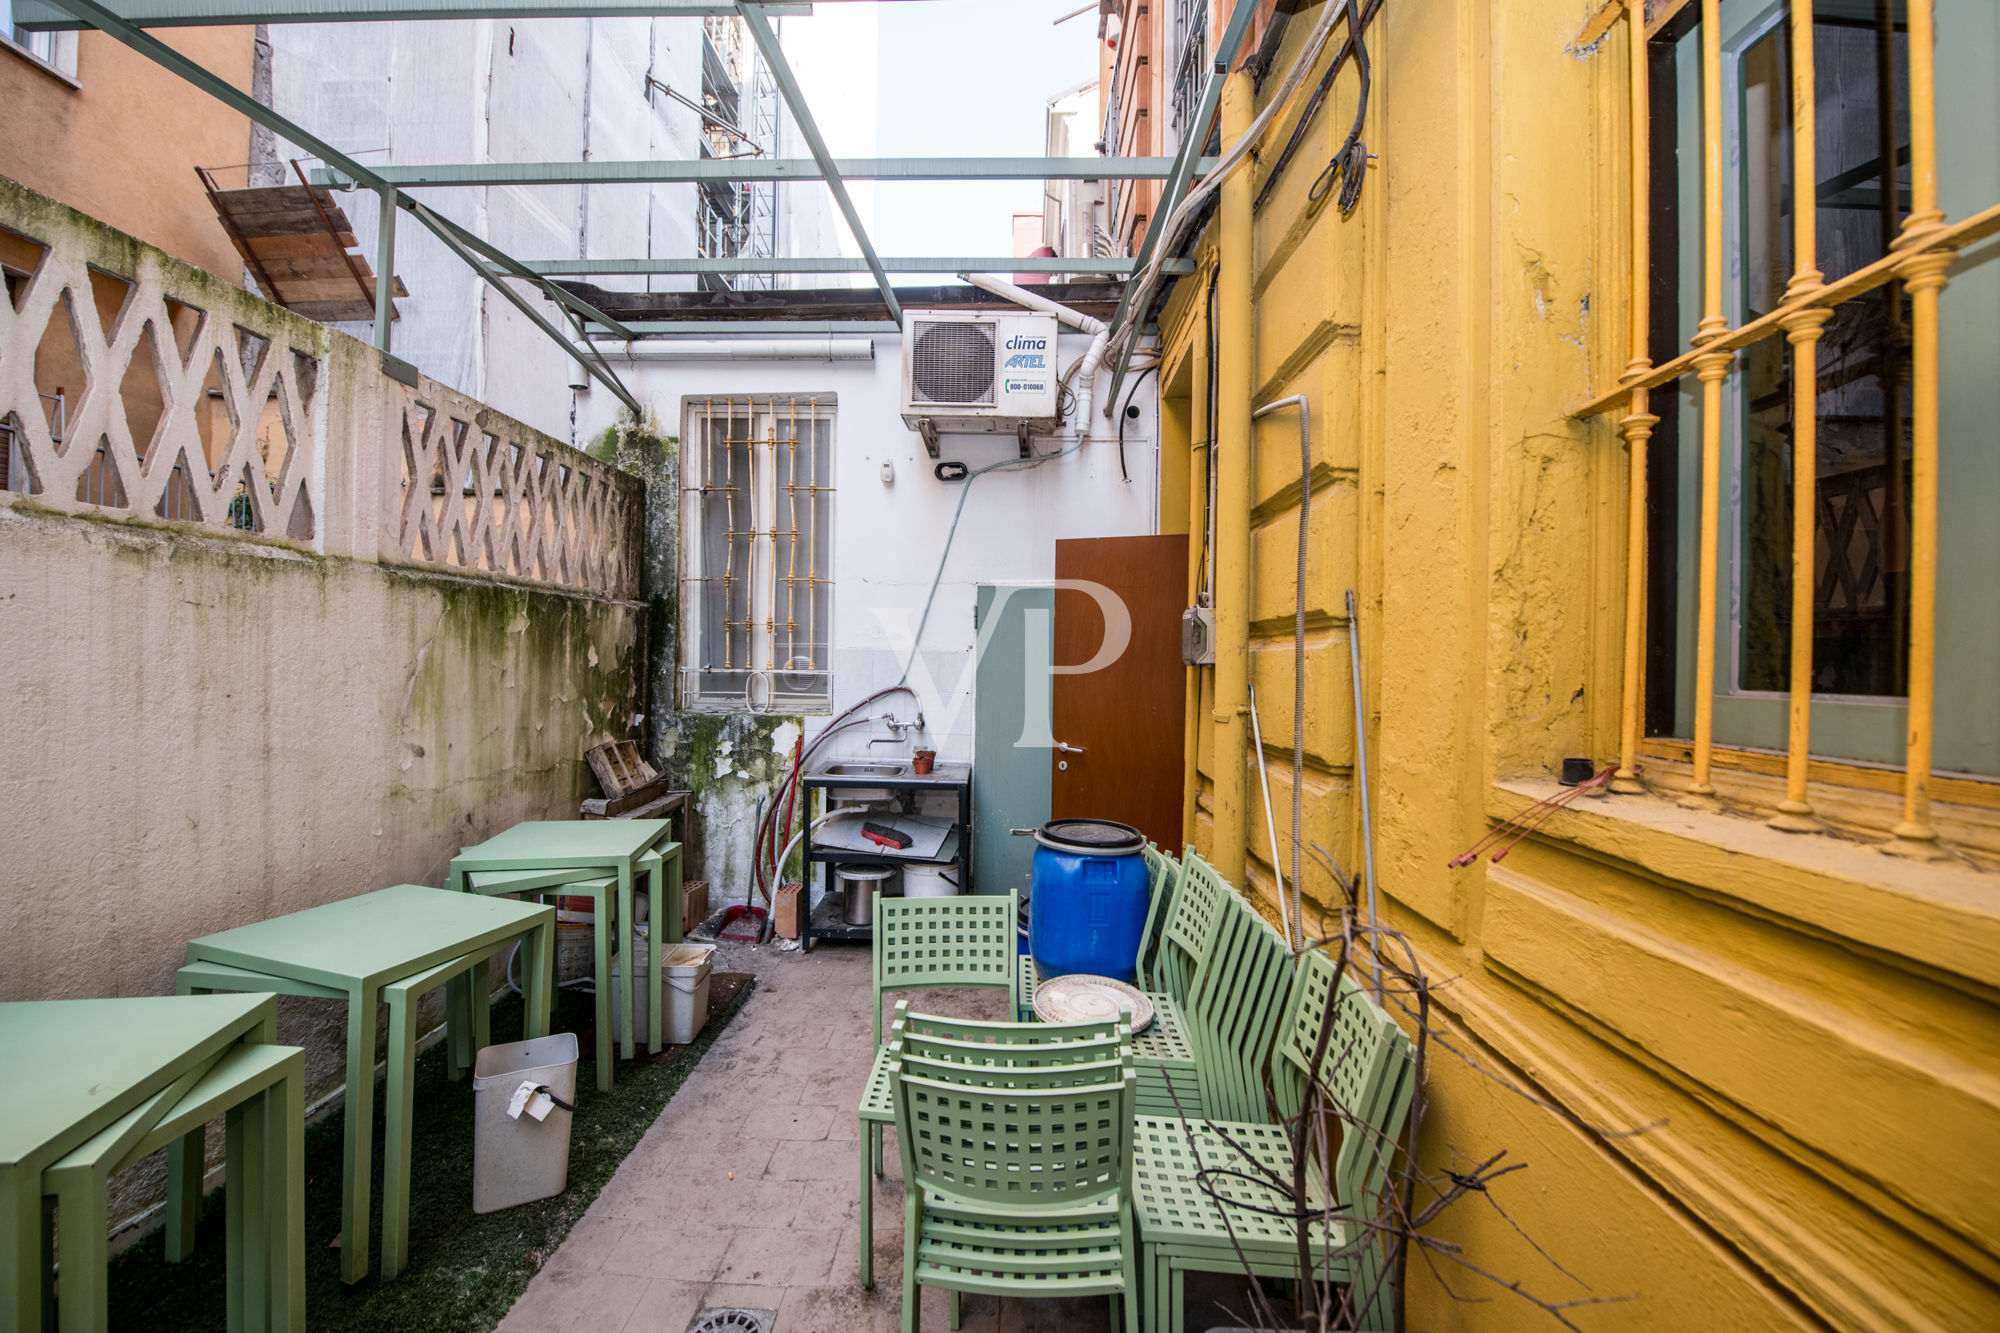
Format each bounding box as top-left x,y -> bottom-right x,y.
834,865 -> 898,883
1034,818 -> 1145,855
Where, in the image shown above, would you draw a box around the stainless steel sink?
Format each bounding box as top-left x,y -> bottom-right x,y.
820,761 -> 907,777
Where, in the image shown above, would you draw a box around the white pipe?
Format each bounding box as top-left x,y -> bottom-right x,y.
602,338 -> 876,362
1248,683 -> 1295,952
958,272 -> 1111,440
957,273 -> 1106,335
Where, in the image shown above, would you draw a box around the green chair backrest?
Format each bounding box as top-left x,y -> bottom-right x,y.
872,891 -> 1020,1045
1135,844 -> 1182,990
1182,890 -> 1297,1123
1153,850 -> 1231,1005
889,1001 -> 1131,1096
1266,950 -> 1417,1213
891,1023 -> 1136,1211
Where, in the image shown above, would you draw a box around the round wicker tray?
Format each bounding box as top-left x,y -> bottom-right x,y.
1032,974 -> 1155,1033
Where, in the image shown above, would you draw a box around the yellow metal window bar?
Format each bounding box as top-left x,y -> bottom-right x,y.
681,394 -> 834,710
1580,0 -> 2000,856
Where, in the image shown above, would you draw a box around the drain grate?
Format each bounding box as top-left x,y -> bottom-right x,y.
686,1309 -> 776,1333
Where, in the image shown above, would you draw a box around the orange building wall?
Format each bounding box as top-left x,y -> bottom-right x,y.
0,28 -> 254,282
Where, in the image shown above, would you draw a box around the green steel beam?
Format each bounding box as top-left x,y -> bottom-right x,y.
490,256 -> 1193,277
1100,0 -> 1263,419
34,0 -> 642,408
407,200 -> 641,412
14,0 -> 805,29
593,321 -> 902,336
735,1 -> 900,326
312,156 -> 1214,189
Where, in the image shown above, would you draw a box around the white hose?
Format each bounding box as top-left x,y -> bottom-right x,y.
761,811 -> 844,943
958,272 -> 1112,442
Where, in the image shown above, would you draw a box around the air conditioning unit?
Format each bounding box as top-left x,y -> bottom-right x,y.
901,311 -> 1061,457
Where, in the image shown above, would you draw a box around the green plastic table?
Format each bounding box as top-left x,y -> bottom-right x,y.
46,1042 -> 305,1332
446,820 -> 682,1066
462,868 -> 625,1092
176,885 -> 556,1285
0,993 -> 278,1332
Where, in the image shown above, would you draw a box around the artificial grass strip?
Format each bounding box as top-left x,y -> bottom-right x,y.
104,976 -> 756,1333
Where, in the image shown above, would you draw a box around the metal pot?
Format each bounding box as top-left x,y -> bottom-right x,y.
836,865 -> 899,926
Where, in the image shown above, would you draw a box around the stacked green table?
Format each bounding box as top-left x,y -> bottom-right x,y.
446,820 -> 683,1074
176,885 -> 556,1284
0,993 -> 295,1331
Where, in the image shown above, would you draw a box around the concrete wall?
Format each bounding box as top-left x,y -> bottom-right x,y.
579,329 -> 1161,907
0,175 -> 646,1232
1146,3 -> 2000,1330
0,29 -> 253,282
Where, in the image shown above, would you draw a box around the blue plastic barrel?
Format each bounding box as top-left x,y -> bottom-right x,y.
1028,819 -> 1149,983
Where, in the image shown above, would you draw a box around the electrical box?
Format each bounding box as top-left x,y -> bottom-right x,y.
1181,605 -> 1215,666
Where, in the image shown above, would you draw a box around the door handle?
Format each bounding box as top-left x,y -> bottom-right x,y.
1054,741 -> 1085,754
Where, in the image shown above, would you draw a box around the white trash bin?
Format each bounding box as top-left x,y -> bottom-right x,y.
611,941 -> 716,1046
471,1032 -> 578,1214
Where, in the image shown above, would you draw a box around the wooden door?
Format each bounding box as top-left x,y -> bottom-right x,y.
1050,535 -> 1188,850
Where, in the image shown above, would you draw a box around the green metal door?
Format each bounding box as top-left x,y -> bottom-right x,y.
974,583 -> 1054,902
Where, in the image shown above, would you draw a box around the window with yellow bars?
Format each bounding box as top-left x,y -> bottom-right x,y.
1579,0 -> 1999,858
680,395 -> 835,712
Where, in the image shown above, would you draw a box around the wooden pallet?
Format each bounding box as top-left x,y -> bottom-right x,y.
201,173 -> 406,323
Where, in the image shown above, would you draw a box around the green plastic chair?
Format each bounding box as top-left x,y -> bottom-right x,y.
1170,889 -> 1297,1123
856,1004 -> 1129,1288
1131,950 -> 1417,1333
889,1010 -> 1140,1332
1151,850 -> 1233,1007
872,892 -> 1022,1047
865,893 -> 1022,1184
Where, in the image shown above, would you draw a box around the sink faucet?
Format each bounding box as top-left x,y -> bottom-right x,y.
867,736 -> 903,749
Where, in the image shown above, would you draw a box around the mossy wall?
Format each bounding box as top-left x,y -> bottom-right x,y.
0,496 -> 642,1229
590,413 -> 804,907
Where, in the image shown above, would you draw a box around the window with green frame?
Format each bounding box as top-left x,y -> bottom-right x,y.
1646,0 -> 2000,778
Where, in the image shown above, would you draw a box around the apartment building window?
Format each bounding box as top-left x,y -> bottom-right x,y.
1170,0 -> 1207,143
680,396 -> 834,712
2,10 -> 79,79
1584,0 -> 1997,840
1645,0 -> 1997,777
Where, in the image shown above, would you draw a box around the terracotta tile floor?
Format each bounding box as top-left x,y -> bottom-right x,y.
497,938 -> 1254,1333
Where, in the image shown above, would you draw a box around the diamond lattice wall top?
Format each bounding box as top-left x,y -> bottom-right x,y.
3,180 -> 639,599
1,219 -> 323,540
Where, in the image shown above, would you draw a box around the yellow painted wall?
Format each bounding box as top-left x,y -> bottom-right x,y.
0,29 -> 253,282
1160,2 -> 2000,1328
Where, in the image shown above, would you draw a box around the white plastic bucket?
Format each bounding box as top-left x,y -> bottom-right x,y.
471,1033 -> 578,1213
903,864 -> 962,898
612,940 -> 715,1046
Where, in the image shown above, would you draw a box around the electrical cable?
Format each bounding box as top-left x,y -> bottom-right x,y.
1256,0 -> 1385,211
1306,0 -> 1373,216
1101,0 -> 1352,384
1116,363 -> 1159,484
892,436 -> 1093,691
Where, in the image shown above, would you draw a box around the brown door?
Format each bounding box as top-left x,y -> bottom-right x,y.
1050,535 -> 1188,850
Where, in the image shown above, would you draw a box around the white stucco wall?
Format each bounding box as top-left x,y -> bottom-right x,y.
579,328 -> 1161,903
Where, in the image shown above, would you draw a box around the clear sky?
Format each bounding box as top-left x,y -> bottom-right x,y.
788,0 -> 1102,274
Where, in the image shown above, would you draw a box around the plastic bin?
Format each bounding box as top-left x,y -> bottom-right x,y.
471,1032 -> 579,1214
611,941 -> 716,1046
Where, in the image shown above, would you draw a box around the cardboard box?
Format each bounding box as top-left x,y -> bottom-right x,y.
774,882 -> 805,939
681,879 -> 710,933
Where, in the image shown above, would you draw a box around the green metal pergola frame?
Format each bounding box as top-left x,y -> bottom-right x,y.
24,0 -> 1252,420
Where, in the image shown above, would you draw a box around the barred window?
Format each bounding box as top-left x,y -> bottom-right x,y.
680,395 -> 835,712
